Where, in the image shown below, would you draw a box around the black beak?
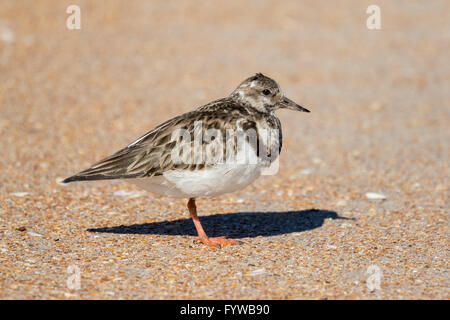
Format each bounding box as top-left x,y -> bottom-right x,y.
279,96 -> 310,112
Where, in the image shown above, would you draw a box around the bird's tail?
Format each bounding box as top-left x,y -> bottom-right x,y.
61,174 -> 125,183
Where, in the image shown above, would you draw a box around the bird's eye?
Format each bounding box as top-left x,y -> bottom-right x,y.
262,89 -> 271,95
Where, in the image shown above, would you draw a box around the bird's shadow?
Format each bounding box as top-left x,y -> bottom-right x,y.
88,209 -> 354,239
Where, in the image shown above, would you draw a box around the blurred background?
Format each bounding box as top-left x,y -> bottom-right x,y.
0,0 -> 448,299
0,0 -> 448,193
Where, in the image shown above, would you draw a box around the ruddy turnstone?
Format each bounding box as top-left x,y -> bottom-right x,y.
63,73 -> 310,246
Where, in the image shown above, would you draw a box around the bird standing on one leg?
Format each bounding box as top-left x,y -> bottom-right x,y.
63,73 -> 310,247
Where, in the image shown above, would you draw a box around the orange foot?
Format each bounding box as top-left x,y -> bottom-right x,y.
195,236 -> 239,247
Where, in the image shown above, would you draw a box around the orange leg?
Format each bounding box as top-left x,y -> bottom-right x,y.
187,198 -> 237,247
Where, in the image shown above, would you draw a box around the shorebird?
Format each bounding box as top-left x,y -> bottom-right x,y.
63,73 -> 310,246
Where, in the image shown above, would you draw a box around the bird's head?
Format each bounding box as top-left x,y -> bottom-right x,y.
230,73 -> 310,114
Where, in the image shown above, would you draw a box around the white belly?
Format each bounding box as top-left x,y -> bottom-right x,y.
129,132 -> 267,198
130,163 -> 262,198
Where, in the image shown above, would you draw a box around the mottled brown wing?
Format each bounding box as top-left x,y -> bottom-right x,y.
62,110 -> 190,182
63,99 -> 256,183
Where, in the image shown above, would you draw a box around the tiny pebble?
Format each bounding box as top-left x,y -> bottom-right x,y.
0,24 -> 15,43
10,192 -> 30,197
250,268 -> 266,276
113,190 -> 147,198
341,222 -> 352,228
299,168 -> 312,175
27,231 -> 43,237
365,192 -> 387,200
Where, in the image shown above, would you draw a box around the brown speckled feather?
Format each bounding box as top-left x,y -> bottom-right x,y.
62,72 -> 311,184
63,97 -> 281,183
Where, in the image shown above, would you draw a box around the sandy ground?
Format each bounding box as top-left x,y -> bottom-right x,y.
0,0 -> 448,299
